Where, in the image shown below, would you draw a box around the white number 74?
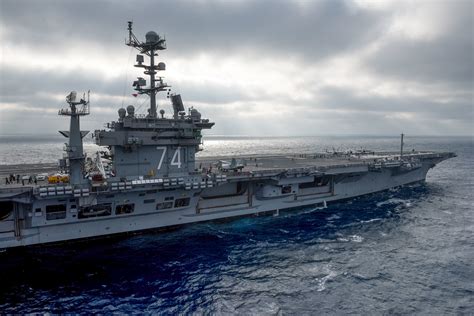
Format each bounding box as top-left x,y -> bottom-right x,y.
171,147 -> 182,168
156,146 -> 182,169
156,146 -> 167,170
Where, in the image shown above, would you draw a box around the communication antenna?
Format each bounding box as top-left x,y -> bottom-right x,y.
400,133 -> 404,158
59,90 -> 90,116
126,21 -> 169,118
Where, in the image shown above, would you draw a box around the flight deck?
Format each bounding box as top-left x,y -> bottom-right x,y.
0,151 -> 453,190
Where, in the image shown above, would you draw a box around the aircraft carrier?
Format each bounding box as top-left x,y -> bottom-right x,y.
0,23 -> 455,250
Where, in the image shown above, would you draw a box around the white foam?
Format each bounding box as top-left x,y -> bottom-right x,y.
326,214 -> 341,221
376,198 -> 410,207
337,235 -> 364,243
359,218 -> 382,224
317,269 -> 338,292
349,235 -> 363,242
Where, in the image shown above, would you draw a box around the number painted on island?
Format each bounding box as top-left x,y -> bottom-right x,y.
171,147 -> 182,168
156,146 -> 182,169
156,146 -> 167,170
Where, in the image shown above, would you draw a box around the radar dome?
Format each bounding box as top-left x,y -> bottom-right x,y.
145,31 -> 159,43
118,108 -> 126,119
126,105 -> 135,117
190,108 -> 201,121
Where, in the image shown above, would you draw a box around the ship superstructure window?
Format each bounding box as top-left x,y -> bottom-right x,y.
174,198 -> 190,208
78,203 -> 112,219
299,176 -> 331,189
236,182 -> 243,193
165,196 -> 174,201
116,203 -> 135,215
316,177 -> 330,186
156,201 -> 173,210
0,202 -> 13,220
46,204 -> 67,220
144,199 -> 155,204
282,186 -> 292,194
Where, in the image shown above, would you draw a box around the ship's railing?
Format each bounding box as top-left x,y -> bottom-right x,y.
58,104 -> 90,116
121,114 -> 211,126
199,151 -> 453,161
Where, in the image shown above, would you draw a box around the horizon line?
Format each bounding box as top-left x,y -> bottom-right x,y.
0,133 -> 472,138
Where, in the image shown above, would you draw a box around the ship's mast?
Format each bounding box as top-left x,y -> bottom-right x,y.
59,91 -> 90,185
400,133 -> 404,158
126,21 -> 168,118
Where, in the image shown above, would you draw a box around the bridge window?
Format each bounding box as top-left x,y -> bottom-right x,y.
46,204 -> 67,220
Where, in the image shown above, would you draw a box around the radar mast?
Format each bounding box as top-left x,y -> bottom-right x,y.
126,21 -> 168,118
58,91 -> 90,185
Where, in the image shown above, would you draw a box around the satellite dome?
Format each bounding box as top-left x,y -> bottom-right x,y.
145,31 -> 159,43
190,108 -> 201,121
118,108 -> 126,119
126,105 -> 135,116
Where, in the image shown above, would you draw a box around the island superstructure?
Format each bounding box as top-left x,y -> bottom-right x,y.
0,23 -> 455,250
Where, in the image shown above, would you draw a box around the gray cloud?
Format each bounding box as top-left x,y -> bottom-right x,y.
314,86 -> 472,120
0,0 -> 385,61
367,35 -> 473,86
0,0 -> 472,136
0,66 -> 121,102
364,1 -> 473,88
0,63 -> 251,113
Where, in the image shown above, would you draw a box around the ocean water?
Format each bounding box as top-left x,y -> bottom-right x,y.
0,135 -> 472,314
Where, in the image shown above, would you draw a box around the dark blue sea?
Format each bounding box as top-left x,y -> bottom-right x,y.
0,135 -> 472,314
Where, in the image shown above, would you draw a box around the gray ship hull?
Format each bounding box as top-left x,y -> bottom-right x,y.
0,152 -> 453,249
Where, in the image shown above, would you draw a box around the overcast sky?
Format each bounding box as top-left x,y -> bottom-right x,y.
0,0 -> 472,136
